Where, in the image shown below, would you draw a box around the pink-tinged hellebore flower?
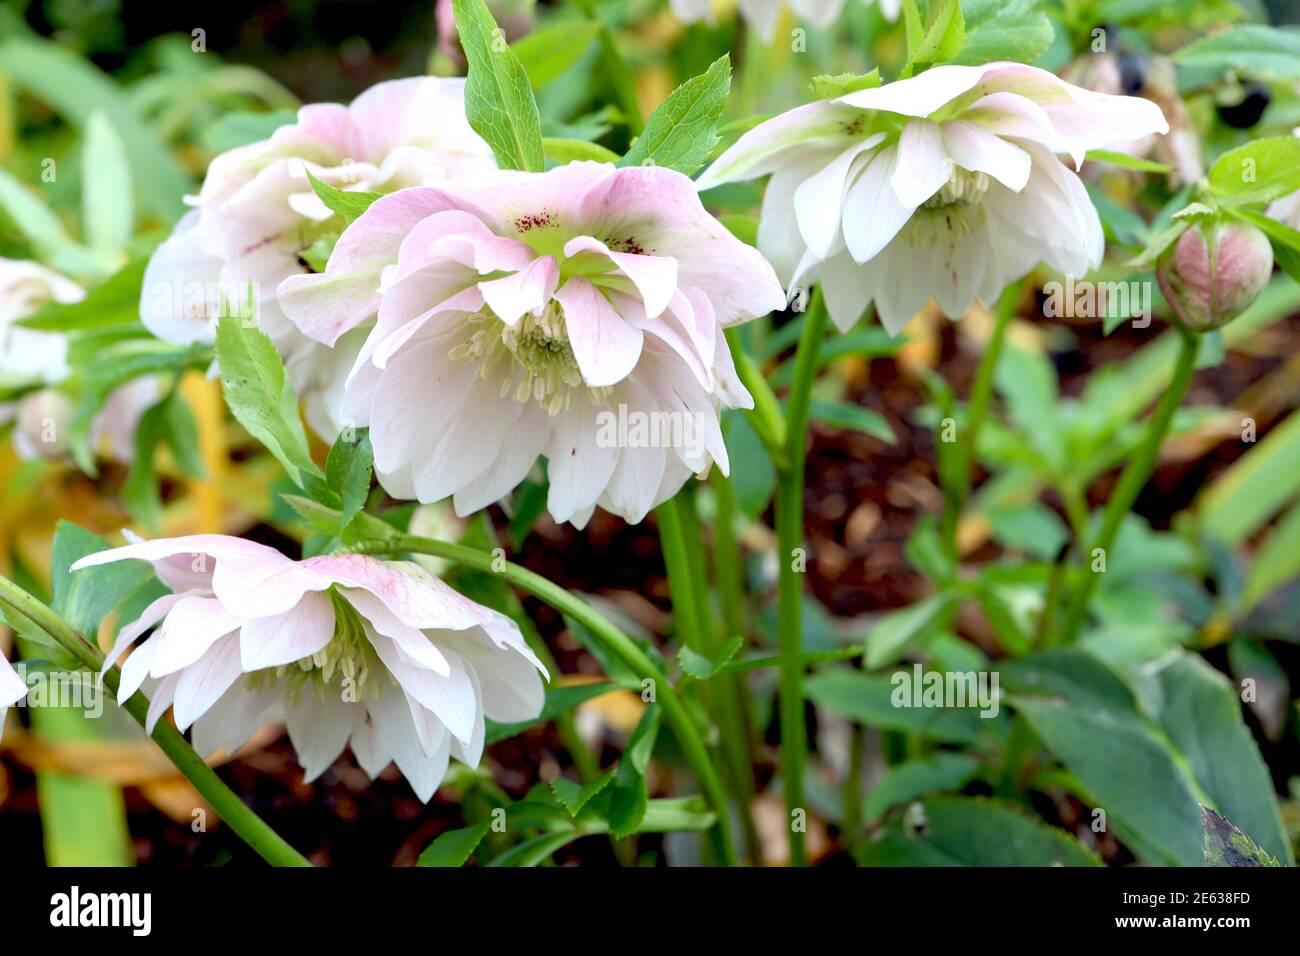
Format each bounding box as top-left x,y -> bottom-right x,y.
141,78 -> 496,438
0,258 -> 155,462
72,534 -> 547,801
278,162 -> 786,527
0,655 -> 27,740
696,62 -> 1170,335
1156,221 -> 1274,333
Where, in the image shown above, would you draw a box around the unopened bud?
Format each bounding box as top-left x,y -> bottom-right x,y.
1156,221 -> 1273,332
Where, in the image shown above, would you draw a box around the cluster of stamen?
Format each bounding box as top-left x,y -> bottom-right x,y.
448,300 -> 611,415
254,591 -> 383,701
902,168 -> 992,249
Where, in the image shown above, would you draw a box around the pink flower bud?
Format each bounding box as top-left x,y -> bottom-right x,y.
1156,221 -> 1273,332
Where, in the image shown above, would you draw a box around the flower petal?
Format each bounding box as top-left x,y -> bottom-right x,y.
553,277 -> 644,388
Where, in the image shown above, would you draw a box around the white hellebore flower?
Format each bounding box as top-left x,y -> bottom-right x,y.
141,77 -> 496,438
668,0 -> 897,40
697,62 -> 1170,334
73,534 -> 547,801
277,161 -> 785,528
0,257 -> 155,462
0,654 -> 27,740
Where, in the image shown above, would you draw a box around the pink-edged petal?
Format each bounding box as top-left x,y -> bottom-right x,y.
339,587 -> 450,675
211,551 -> 332,619
837,63 -> 988,116
696,100 -> 860,189
478,255 -> 559,326
553,277 -> 643,388
367,629 -> 477,744
102,591 -> 185,673
172,634 -> 244,731
278,187 -> 462,345
941,119 -> 1032,192
302,554 -> 486,632
239,590 -> 336,671
891,119 -> 954,208
149,595 -> 240,677
365,688 -> 450,801
563,236 -> 678,319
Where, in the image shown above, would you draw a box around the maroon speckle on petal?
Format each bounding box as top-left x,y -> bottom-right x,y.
515,212 -> 556,232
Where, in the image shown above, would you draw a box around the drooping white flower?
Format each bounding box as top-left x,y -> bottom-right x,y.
0,654 -> 28,740
141,77 -> 497,438
277,161 -> 785,528
697,62 -> 1170,334
0,258 -> 155,462
73,534 -> 547,800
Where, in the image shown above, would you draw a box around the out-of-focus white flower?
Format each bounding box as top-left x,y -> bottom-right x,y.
0,258 -> 156,462
141,78 -> 497,438
1061,52 -> 1201,188
668,0 -> 897,40
0,655 -> 27,740
73,534 -> 546,801
278,161 -> 785,527
697,62 -> 1169,334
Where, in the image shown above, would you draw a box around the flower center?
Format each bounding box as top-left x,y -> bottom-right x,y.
901,168 -> 991,249
254,591 -> 384,701
448,301 -> 611,415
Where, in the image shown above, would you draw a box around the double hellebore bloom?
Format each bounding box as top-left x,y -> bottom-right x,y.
278,161 -> 785,527
73,535 -> 546,800
697,63 -> 1170,334
141,77 -> 496,437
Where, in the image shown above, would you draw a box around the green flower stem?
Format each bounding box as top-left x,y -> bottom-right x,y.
676,489 -> 762,864
774,288 -> 829,867
0,575 -> 312,868
941,283 -> 1019,557
726,327 -> 788,466
352,533 -> 738,866
1059,327 -> 1200,644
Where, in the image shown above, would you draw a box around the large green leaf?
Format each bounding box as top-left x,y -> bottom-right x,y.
857,795 -> 1099,866
1151,652 -> 1292,864
1011,695 -> 1204,866
1197,407 -> 1300,545
214,312 -> 322,488
1202,807 -> 1281,867
1207,137 -> 1300,207
1173,25 -> 1300,80
863,753 -> 981,821
453,0 -> 545,172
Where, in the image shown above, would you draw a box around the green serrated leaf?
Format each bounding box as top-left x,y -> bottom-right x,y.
677,635 -> 744,680
53,522 -> 156,637
550,768 -> 616,816
325,430 -> 373,529
215,310 -> 321,488
809,69 -> 881,100
1202,806 -> 1281,867
619,56 -> 730,176
454,0 -> 545,172
305,172 -> 381,225
417,817 -> 494,867
1207,137 -> 1300,207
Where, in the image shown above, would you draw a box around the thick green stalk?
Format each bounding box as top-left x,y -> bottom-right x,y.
675,489 -> 762,864
774,289 -> 829,867
0,576 -> 312,867
941,283 -> 1019,556
1059,328 -> 1200,644
351,533 -> 738,866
